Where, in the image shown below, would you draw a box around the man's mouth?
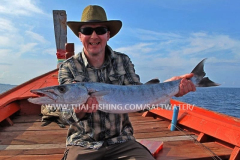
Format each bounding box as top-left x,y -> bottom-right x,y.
90,42 -> 100,45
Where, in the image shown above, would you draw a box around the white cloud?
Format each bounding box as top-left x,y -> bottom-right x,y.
0,35 -> 12,47
43,48 -> 57,56
17,43 -> 38,57
0,18 -> 16,32
116,29 -> 240,84
184,33 -> 239,55
25,30 -> 48,43
0,0 -> 55,85
0,0 -> 46,16
116,43 -> 155,58
125,29 -> 240,60
132,28 -> 183,41
0,49 -> 13,59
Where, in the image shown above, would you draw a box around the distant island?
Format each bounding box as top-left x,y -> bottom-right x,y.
0,83 -> 16,86
0,83 -> 17,94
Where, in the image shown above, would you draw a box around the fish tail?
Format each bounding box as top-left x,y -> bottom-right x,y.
191,58 -> 220,87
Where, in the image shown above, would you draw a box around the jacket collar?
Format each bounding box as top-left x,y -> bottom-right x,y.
81,45 -> 117,68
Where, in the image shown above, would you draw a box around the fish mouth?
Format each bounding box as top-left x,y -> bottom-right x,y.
28,89 -> 58,104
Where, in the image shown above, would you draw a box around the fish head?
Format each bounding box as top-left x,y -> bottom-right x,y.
28,83 -> 89,105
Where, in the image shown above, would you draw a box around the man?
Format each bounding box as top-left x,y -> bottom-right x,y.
59,5 -> 195,160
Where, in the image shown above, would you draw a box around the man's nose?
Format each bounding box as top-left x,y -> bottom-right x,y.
90,31 -> 98,38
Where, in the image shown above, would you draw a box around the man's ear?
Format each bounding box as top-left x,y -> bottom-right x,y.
107,31 -> 110,41
79,32 -> 82,42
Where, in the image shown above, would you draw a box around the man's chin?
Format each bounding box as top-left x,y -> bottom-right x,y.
88,50 -> 103,56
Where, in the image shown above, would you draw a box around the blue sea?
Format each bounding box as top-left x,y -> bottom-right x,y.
0,84 -> 239,119
173,87 -> 240,119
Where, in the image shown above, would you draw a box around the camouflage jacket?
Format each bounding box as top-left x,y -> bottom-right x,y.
58,45 -> 141,149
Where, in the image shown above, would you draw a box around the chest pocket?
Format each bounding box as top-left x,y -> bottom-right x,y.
74,74 -> 89,82
69,55 -> 90,82
108,68 -> 126,85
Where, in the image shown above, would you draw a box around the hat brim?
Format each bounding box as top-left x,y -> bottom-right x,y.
67,20 -> 122,38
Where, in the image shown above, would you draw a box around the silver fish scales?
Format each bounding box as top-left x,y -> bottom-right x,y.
28,59 -> 219,113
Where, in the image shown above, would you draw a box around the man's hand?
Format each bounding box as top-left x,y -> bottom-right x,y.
74,97 -> 99,119
165,73 -> 196,97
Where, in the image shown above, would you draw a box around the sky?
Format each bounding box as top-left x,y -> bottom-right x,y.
0,0 -> 240,87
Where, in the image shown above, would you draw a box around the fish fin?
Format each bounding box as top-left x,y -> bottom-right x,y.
198,77 -> 220,87
191,58 -> 220,87
90,91 -> 110,97
145,78 -> 160,84
191,58 -> 207,79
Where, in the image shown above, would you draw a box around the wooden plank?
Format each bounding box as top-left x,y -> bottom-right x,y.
53,10 -> 67,65
134,127 -> 169,134
1,113 -> 233,160
131,119 -> 164,125
133,122 -> 169,133
11,115 -> 42,123
142,111 -> 156,118
6,117 -> 14,126
230,146 -> 240,160
133,121 -> 169,128
53,10 -> 67,51
0,121 -> 68,132
0,134 -> 66,145
156,140 -> 232,160
128,112 -> 144,117
0,148 -> 65,156
0,102 -> 20,123
12,111 -> 161,123
0,154 -> 63,160
0,130 -> 67,137
129,116 -> 164,122
0,144 -> 65,150
19,100 -> 41,115
197,132 -> 210,143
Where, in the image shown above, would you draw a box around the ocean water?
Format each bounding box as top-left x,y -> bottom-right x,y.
0,84 -> 239,119
173,87 -> 240,119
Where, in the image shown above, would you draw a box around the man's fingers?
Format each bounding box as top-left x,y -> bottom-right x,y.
74,97 -> 99,113
91,97 -> 99,112
85,97 -> 98,112
92,97 -> 99,105
190,81 -> 196,92
179,73 -> 194,79
176,78 -> 196,97
164,73 -> 194,82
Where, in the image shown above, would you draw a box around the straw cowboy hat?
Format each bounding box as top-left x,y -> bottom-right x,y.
67,5 -> 122,38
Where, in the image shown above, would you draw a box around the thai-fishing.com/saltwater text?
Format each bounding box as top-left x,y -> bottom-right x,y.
45,103 -> 195,111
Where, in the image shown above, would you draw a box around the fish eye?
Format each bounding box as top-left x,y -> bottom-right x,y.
58,86 -> 66,93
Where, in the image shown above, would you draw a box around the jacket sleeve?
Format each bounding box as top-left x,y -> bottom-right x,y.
58,61 -> 82,124
58,62 -> 75,85
122,55 -> 142,85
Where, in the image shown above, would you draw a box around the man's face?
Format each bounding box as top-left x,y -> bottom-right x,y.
79,24 -> 110,57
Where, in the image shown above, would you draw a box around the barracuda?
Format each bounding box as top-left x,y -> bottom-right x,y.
28,59 -> 219,113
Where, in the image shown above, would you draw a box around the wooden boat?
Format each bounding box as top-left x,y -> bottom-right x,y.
0,10 -> 240,160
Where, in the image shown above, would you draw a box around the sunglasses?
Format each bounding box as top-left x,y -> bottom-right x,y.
79,27 -> 108,35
